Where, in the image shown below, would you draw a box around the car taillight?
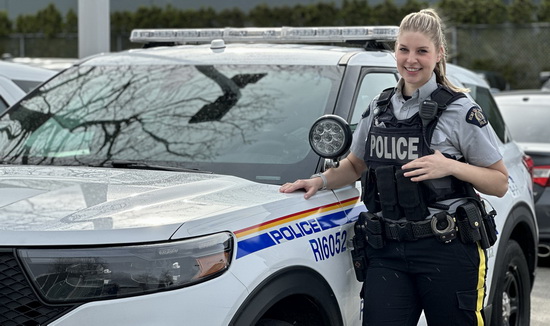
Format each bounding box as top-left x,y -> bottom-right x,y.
522,155 -> 534,177
533,165 -> 550,187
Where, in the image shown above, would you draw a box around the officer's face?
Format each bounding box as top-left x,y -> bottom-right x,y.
396,31 -> 441,96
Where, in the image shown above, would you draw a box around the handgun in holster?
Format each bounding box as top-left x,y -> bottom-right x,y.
351,212 -> 368,282
350,211 -> 385,282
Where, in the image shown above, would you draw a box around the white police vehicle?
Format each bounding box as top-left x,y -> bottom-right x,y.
0,26 -> 537,326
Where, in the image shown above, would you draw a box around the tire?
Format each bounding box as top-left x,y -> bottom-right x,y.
490,240 -> 531,326
229,267 -> 343,326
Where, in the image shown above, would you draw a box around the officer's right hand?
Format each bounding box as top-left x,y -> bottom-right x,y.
279,178 -> 323,199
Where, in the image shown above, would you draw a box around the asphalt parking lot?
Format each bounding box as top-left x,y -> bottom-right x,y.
531,262 -> 550,326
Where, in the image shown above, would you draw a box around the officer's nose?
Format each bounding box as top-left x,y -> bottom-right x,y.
406,52 -> 417,63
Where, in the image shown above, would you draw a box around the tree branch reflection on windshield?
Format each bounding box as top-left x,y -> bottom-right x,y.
190,65 -> 266,123
0,62 -> 340,178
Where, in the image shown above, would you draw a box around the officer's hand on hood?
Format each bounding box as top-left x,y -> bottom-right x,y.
279,178 -> 323,199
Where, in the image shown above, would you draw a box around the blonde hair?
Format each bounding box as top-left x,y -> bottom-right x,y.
398,8 -> 468,92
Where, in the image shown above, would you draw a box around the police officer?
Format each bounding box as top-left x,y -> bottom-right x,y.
280,8 -> 508,326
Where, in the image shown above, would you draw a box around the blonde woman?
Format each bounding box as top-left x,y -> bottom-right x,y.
280,8 -> 508,325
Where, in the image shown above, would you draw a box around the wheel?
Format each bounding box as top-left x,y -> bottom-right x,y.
490,240 -> 531,326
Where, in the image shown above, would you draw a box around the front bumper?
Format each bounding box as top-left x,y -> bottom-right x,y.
49,271 -> 247,326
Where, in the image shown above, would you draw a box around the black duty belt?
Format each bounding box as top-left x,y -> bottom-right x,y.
357,211 -> 458,249
383,210 -> 457,243
383,219 -> 434,241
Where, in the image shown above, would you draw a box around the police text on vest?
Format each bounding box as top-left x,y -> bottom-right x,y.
370,135 -> 420,160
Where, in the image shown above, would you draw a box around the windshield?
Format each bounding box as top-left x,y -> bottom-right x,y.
0,64 -> 343,184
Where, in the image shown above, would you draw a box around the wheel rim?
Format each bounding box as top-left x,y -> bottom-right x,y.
501,265 -> 521,326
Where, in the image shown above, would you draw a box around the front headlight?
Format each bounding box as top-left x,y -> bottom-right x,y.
17,232 -> 233,303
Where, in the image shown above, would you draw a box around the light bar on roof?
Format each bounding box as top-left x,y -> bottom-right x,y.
130,26 -> 399,44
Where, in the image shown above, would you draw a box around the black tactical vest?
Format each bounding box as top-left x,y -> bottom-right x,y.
362,85 -> 469,221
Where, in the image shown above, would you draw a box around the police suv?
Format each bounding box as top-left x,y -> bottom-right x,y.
0,26 -> 537,326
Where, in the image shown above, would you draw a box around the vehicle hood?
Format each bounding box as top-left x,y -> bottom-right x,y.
0,166 -> 285,246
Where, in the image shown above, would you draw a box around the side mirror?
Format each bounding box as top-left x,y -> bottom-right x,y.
308,115 -> 352,169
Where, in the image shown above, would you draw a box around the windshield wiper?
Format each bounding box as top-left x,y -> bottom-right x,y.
107,160 -> 212,174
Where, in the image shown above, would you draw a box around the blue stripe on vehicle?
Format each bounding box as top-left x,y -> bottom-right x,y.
236,209 -> 353,259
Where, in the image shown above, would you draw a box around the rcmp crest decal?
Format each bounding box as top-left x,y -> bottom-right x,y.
466,106 -> 488,128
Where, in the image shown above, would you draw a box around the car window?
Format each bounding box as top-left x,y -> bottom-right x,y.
0,64 -> 344,184
463,83 -> 507,143
351,71 -> 398,126
497,101 -> 548,143
12,79 -> 44,93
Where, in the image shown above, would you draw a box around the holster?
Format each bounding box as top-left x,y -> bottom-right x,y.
350,212 -> 386,282
351,212 -> 368,282
482,207 -> 498,247
363,212 -> 385,249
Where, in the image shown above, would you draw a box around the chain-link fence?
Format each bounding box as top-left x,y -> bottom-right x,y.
0,33 -> 136,59
448,23 -> 550,90
2,23 -> 549,89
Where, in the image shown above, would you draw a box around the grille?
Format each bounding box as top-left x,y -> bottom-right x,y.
0,251 -> 76,326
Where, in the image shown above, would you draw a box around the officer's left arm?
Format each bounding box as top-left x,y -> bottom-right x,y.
401,151 -> 509,197
402,103 -> 509,198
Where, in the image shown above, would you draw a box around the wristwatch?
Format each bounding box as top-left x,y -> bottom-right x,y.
310,173 -> 328,190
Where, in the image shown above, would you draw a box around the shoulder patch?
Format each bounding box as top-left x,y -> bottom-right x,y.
465,106 -> 488,128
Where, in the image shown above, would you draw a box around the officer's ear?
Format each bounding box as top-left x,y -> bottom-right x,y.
437,46 -> 445,63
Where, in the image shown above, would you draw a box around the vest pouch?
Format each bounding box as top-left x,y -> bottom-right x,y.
422,176 -> 468,203
375,166 -> 403,220
395,169 -> 430,221
363,169 -> 381,213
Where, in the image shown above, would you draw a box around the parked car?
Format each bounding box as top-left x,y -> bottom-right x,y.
475,70 -> 510,92
2,55 -> 76,71
0,60 -> 56,112
494,90 -> 550,260
0,26 -> 537,326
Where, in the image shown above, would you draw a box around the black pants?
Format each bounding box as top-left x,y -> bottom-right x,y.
362,237 -> 487,326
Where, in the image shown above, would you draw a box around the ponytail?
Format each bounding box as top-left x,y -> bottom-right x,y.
399,8 -> 468,93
